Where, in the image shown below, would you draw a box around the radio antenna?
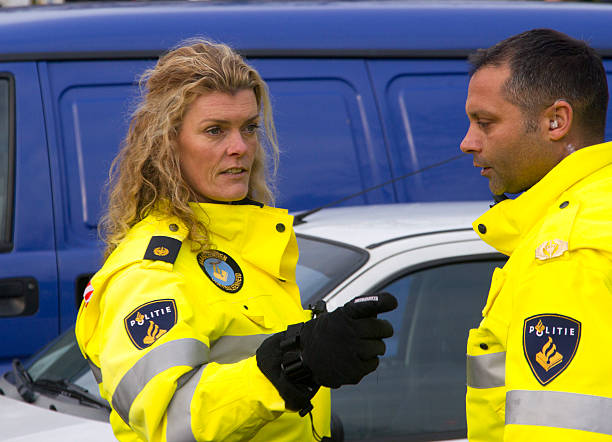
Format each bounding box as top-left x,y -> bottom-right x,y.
293,153 -> 467,225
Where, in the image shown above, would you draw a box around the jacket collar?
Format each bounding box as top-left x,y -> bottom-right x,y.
473,141 -> 612,255
190,202 -> 298,281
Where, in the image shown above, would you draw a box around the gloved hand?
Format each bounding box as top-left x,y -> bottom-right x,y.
299,292 -> 396,388
256,293 -> 397,414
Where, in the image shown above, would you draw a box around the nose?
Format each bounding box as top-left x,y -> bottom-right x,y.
226,130 -> 249,156
460,124 -> 481,154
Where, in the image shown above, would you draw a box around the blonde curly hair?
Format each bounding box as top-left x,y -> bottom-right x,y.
99,39 -> 279,259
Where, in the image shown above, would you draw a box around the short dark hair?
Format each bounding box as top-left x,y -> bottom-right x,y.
469,29 -> 608,137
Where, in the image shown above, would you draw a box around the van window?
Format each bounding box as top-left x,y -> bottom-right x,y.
0,76 -> 12,250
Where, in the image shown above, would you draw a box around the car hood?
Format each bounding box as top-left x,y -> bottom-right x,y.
0,394 -> 115,441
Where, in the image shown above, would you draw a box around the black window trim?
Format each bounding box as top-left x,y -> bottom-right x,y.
0,72 -> 15,253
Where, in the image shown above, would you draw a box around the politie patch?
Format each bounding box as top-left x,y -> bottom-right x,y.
197,250 -> 243,293
523,314 -> 581,385
124,299 -> 177,350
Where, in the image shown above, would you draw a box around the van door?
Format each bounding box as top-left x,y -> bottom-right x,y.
369,59 -> 612,203
605,60 -> 612,142
40,60 -> 154,332
250,59 -> 394,211
368,59 -> 490,202
0,63 -> 58,371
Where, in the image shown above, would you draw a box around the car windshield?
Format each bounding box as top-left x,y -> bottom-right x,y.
24,326 -> 99,395
14,234 -> 367,398
295,233 -> 368,307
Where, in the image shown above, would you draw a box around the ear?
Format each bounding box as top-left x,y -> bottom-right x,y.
545,99 -> 572,141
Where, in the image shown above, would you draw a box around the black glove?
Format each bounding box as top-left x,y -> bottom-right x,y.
256,293 -> 397,414
299,292 -> 396,388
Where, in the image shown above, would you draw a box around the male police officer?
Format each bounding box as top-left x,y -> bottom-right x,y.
460,29 -> 612,441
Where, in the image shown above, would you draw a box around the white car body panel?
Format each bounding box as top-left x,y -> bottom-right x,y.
294,201 -> 492,248
0,394 -> 115,441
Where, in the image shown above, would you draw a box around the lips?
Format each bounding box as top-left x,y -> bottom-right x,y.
220,167 -> 247,175
479,166 -> 493,177
473,162 -> 492,177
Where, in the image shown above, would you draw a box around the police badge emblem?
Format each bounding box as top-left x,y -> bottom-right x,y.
197,250 -> 244,293
124,299 -> 177,350
523,314 -> 581,385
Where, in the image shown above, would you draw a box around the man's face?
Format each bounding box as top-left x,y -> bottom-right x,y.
460,65 -> 556,195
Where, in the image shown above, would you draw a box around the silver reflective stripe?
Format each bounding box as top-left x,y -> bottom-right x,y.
87,358 -> 103,384
162,334 -> 271,440
506,390 -> 612,435
112,338 -> 209,424
166,366 -> 205,442
466,352 -> 505,389
209,334 -> 270,364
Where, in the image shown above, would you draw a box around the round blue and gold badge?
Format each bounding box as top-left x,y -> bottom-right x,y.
197,250 -> 243,293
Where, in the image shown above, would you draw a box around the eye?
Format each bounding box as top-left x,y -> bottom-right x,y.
242,123 -> 260,135
205,126 -> 223,136
477,121 -> 491,130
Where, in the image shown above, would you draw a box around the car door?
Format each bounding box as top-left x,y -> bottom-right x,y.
324,235 -> 505,441
0,64 -> 58,372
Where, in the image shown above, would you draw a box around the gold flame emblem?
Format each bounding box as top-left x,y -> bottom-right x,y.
536,336 -> 563,371
153,246 -> 169,257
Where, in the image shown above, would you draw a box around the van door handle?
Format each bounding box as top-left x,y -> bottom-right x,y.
0,277 -> 39,317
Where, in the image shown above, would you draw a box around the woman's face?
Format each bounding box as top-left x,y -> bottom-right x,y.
177,89 -> 259,202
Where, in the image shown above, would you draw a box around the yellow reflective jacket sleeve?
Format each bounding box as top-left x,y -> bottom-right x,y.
76,203 -> 331,442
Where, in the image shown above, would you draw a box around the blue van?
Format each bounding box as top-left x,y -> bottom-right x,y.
0,0 -> 612,370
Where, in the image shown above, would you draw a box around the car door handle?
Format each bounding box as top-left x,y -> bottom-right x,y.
0,277 -> 38,317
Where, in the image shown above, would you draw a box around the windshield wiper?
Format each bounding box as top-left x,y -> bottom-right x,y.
11,358 -> 110,411
12,359 -> 36,403
34,378 -> 111,411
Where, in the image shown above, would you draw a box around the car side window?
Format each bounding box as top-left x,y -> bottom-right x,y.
0,76 -> 13,251
332,258 -> 505,441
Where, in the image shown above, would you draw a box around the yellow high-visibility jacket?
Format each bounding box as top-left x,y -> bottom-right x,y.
466,141 -> 612,441
75,202 -> 331,441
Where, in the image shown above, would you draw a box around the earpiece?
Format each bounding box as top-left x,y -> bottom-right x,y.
550,120 -> 559,129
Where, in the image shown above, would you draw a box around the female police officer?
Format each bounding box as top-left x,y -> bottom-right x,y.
75,40 -> 395,441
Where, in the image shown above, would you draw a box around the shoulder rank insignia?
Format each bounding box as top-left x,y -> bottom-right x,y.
144,236 -> 182,264
197,249 -> 244,293
523,314 -> 581,385
535,239 -> 568,261
124,299 -> 178,350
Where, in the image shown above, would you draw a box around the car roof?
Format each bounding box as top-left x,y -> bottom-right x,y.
293,201 -> 491,249
1,1 -> 612,61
